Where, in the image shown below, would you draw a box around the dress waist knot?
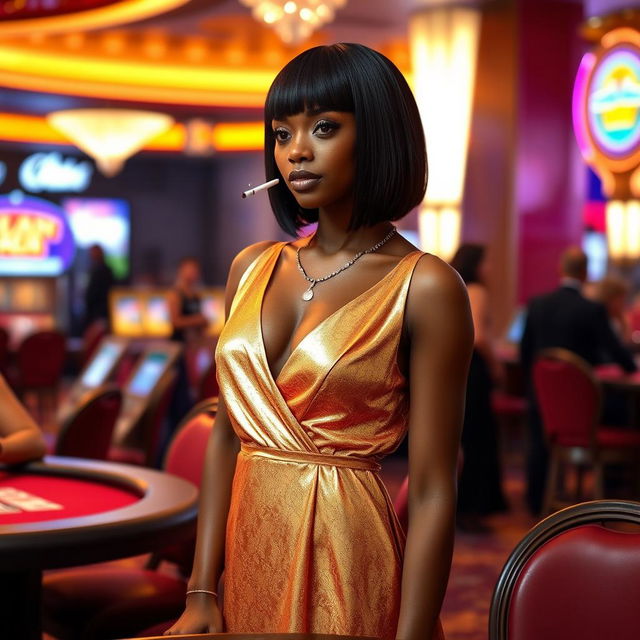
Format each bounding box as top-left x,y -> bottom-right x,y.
240,441 -> 381,472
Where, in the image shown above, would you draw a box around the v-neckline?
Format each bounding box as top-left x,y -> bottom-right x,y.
258,241 -> 421,385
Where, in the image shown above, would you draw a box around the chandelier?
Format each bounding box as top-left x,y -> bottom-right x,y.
47,109 -> 174,177
240,0 -> 347,45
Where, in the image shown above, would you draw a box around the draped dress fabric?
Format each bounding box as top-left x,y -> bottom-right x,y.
215,241 -> 445,640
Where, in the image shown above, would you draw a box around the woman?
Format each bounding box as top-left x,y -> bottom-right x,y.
168,256 -> 209,345
165,257 -> 210,446
168,44 -> 473,640
0,373 -> 46,464
450,244 -> 508,531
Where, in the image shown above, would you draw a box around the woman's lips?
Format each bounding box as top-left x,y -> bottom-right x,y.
290,177 -> 321,192
289,170 -> 321,193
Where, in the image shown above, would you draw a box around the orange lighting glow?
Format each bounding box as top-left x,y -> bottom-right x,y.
0,0 -> 191,36
212,122 -> 264,152
0,43 -> 275,108
0,112 -> 264,153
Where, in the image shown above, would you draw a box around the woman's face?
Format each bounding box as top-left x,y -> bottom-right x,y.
272,110 -> 356,212
179,261 -> 200,286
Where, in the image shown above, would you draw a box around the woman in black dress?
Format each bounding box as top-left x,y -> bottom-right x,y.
451,244 -> 508,531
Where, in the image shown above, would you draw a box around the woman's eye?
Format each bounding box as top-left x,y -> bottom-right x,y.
313,120 -> 339,136
274,128 -> 290,143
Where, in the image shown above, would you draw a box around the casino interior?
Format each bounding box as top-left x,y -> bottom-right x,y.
2,0 -> 640,639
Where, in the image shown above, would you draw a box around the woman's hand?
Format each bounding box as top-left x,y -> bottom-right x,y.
164,593 -> 223,635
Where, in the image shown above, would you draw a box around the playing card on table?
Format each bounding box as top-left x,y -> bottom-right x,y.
0,487 -> 63,512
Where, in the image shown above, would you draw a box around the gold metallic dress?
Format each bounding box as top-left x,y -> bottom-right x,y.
216,241 -> 445,640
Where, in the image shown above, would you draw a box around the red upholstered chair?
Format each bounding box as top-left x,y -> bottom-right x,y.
533,348 -> 640,514
0,326 -> 9,376
197,358 -> 219,401
489,499 -> 640,640
54,386 -> 122,460
14,330 -> 66,421
394,476 -> 410,534
42,398 -> 217,640
108,369 -> 177,467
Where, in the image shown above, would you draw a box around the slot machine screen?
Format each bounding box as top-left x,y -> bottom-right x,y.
127,352 -> 170,397
63,198 -> 130,279
143,294 -> 172,337
111,293 -> 144,337
81,341 -> 124,388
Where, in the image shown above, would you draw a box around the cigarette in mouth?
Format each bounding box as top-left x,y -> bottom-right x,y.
241,178 -> 280,199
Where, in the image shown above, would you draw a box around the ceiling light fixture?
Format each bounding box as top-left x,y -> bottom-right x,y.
47,108 -> 174,177
239,0 -> 347,45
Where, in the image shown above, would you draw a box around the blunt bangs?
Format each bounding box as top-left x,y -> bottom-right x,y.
265,45 -> 355,123
264,43 -> 428,237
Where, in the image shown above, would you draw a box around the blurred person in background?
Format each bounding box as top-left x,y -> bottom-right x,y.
627,291 -> 640,345
0,373 -> 46,464
164,257 -> 209,452
450,244 -> 508,532
168,257 -> 209,344
83,244 -> 115,330
590,276 -> 631,343
520,247 -> 637,515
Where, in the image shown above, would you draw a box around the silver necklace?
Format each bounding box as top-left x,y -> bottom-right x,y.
296,226 -> 397,301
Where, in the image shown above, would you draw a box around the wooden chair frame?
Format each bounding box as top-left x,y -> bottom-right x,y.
489,499 -> 640,640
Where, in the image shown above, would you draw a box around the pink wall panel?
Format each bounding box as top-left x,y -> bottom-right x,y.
516,0 -> 586,303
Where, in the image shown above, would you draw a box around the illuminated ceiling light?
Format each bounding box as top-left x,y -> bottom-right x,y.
240,0 -> 347,45
47,109 -> 174,177
409,7 -> 480,259
606,200 -> 640,260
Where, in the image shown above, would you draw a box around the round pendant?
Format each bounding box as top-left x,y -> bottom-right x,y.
302,288 -> 314,301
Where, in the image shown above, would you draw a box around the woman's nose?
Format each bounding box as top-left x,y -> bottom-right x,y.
288,134 -> 313,164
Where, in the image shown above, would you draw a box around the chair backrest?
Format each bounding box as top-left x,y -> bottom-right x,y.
490,500 -> 640,640
393,476 -> 409,534
532,348 -> 601,448
155,398 -> 216,571
163,398 -> 217,486
0,326 -> 9,375
17,330 -> 67,387
56,386 -> 123,459
197,359 -> 219,401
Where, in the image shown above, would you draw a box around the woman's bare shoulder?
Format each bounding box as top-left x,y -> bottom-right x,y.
406,252 -> 472,332
230,240 -> 281,279
224,240 -> 282,307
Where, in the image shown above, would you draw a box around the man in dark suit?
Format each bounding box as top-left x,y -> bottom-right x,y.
520,247 -> 637,515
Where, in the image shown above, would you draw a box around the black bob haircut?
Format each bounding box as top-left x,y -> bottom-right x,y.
264,43 -> 428,236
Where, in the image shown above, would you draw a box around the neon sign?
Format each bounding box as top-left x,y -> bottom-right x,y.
0,193 -> 75,276
19,152 -> 93,193
573,31 -> 640,197
588,48 -> 640,157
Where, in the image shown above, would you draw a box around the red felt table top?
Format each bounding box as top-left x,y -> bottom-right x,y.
0,471 -> 140,524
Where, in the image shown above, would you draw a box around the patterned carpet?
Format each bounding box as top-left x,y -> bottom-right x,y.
382,453 -> 537,640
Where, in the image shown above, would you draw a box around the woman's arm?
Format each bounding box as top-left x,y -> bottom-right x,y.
0,374 -> 47,464
395,255 -> 474,640
166,241 -> 277,635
